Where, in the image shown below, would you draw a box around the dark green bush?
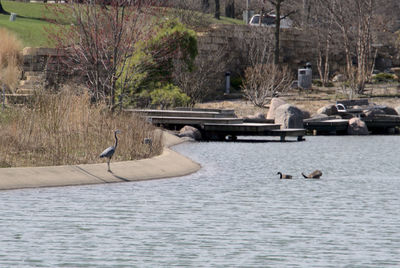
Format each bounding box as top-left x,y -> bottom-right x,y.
230,76 -> 243,90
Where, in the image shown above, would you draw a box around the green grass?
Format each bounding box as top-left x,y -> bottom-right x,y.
0,1 -> 64,47
210,16 -> 246,25
1,1 -> 52,19
0,1 -> 246,47
0,15 -> 51,47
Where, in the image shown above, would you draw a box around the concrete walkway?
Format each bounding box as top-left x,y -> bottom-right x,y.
0,132 -> 200,191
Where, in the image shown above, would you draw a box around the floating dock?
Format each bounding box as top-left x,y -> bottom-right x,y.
203,123 -> 305,141
304,115 -> 400,134
303,118 -> 349,134
126,109 -> 306,142
124,109 -> 237,119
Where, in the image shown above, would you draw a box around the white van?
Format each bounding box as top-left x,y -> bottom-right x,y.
249,14 -> 293,28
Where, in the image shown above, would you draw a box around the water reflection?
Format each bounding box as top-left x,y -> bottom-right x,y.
0,136 -> 399,267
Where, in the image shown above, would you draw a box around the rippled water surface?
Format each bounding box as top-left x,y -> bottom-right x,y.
1,136 -> 400,267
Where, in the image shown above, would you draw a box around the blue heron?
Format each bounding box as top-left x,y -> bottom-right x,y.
100,130 -> 121,172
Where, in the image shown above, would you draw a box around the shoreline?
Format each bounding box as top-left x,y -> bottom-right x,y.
0,132 -> 201,191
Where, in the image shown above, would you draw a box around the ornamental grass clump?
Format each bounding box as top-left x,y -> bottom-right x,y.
0,28 -> 23,93
0,89 -> 163,168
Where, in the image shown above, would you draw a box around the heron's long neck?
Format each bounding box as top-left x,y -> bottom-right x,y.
114,132 -> 118,148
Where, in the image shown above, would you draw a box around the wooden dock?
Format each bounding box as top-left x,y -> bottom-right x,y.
303,118 -> 349,134
146,116 -> 244,127
124,108 -> 237,118
126,109 -> 306,142
363,115 -> 400,133
203,123 -> 305,141
304,115 -> 400,134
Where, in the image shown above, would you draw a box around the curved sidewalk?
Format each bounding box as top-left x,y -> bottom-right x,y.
0,132 -> 201,191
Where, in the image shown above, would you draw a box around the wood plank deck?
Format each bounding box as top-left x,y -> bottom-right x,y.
202,123 -> 305,141
303,119 -> 349,133
146,116 -> 244,126
124,109 -> 236,118
130,109 -> 306,141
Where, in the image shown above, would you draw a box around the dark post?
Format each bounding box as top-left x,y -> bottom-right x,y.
214,0 -> 220,20
202,0 -> 209,12
225,0 -> 235,18
274,0 -> 282,65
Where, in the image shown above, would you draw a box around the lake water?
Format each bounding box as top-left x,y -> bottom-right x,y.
0,136 -> 399,267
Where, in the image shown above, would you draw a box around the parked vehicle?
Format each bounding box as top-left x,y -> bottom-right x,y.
249,14 -> 292,28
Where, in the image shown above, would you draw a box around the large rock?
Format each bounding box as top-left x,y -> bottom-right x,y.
332,74 -> 346,82
381,106 -> 398,115
396,106 -> 400,115
243,112 -> 268,123
274,104 -> 304,129
317,104 -> 338,116
364,106 -> 398,118
267,98 -> 287,120
363,108 -> 385,118
177,126 -> 202,141
302,110 -> 311,119
347,118 -> 369,135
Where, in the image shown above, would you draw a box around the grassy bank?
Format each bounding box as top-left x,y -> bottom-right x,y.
0,90 -> 163,168
0,1 -> 245,47
0,1 -> 56,47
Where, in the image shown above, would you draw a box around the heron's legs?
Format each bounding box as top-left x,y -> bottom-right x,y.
107,158 -> 111,172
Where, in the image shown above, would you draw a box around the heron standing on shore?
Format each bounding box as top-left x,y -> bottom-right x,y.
100,130 -> 121,172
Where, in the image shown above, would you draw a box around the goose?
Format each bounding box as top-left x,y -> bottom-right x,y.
277,172 -> 293,179
302,170 -> 322,179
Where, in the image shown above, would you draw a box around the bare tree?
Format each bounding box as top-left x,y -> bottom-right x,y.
257,0 -> 297,64
173,46 -> 228,106
202,0 -> 210,12
307,0 -> 336,86
242,63 -> 293,107
48,0 -> 160,108
317,0 -> 378,94
241,32 -> 293,107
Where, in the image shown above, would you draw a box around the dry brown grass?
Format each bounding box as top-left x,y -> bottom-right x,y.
0,28 -> 23,91
0,90 -> 163,168
196,85 -> 400,117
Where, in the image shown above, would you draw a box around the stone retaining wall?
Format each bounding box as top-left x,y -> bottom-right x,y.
21,25 -> 397,92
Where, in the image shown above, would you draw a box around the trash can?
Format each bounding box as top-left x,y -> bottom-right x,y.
10,13 -> 17,22
298,63 -> 312,90
225,71 -> 231,94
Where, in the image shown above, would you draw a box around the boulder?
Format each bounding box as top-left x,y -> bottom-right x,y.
317,104 -> 338,116
267,98 -> 287,120
306,113 -> 330,121
302,110 -> 311,119
243,112 -> 268,123
396,106 -> 400,115
391,67 -> 400,80
381,106 -> 398,115
274,104 -> 304,129
363,108 -> 385,118
177,125 -> 202,141
347,118 -> 369,135
332,74 -> 345,82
